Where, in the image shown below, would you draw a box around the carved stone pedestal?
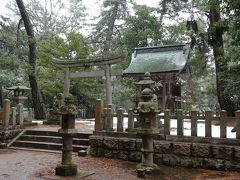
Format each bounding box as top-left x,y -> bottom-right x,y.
136,134 -> 159,172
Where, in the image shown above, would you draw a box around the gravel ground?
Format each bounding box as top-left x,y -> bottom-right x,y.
1,149 -> 240,180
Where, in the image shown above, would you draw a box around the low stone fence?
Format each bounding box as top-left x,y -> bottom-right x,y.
90,132 -> 240,171
90,99 -> 240,171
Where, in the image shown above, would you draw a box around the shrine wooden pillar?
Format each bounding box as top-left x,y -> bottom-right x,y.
162,81 -> 166,110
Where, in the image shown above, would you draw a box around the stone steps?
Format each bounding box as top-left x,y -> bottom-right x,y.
8,147 -> 62,154
25,130 -> 92,139
19,135 -> 89,145
10,130 -> 92,152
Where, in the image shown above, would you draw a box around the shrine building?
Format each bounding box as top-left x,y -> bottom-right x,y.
123,44 -> 190,112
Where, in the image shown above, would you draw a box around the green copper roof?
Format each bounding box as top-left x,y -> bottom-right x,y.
123,44 -> 189,74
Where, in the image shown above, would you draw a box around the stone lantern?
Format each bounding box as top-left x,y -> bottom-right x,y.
55,96 -> 78,176
136,72 -> 155,91
135,76 -> 160,173
135,72 -> 161,106
7,83 -> 31,104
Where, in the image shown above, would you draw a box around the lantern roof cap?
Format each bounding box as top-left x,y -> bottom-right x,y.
136,72 -> 155,85
7,83 -> 31,91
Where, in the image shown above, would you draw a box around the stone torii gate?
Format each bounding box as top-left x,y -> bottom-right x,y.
53,55 -> 124,105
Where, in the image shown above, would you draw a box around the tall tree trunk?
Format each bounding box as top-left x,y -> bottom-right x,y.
209,0 -> 235,116
0,85 -> 3,108
16,0 -> 46,119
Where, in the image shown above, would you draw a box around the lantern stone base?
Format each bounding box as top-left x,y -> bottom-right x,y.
55,163 -> 77,176
136,162 -> 159,173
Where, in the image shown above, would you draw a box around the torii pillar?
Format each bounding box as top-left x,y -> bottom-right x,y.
63,67 -> 70,99
105,64 -> 112,105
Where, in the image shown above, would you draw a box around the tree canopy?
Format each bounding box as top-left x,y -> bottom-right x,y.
1,0 -> 240,118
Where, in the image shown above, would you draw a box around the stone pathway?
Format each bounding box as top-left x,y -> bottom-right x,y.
1,149 -> 240,180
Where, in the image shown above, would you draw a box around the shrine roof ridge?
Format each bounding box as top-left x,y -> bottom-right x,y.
133,44 -> 187,50
124,44 -> 189,75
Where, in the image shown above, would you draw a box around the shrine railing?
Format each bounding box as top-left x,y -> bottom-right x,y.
94,99 -> 240,140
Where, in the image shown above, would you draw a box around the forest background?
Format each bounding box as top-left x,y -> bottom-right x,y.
0,0 -> 239,119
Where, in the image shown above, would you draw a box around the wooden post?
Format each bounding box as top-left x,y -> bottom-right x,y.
220,110 -> 227,138
235,110 -> 240,139
95,99 -> 104,131
156,114 -> 161,129
103,108 -> 107,130
205,110 -> 212,137
63,67 -> 70,99
105,64 -> 112,105
106,104 -> 113,131
164,109 -> 170,135
190,110 -> 198,136
162,82 -> 166,110
177,109 -> 183,136
17,103 -> 24,125
127,108 -> 134,132
10,107 -> 17,126
117,108 -> 124,132
27,108 -> 33,122
2,99 -> 10,126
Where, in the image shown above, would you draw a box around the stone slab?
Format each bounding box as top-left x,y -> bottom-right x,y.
211,145 -> 234,160
173,143 -> 191,156
192,143 -> 210,158
154,141 -> 172,153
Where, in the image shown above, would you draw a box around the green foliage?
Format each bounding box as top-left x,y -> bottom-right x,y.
159,0 -> 191,19
7,0 -> 86,34
0,16 -> 30,102
2,0 -> 240,113
38,32 -> 102,109
113,77 -> 136,109
70,77 -> 104,111
92,0 -> 129,54
123,5 -> 163,49
182,75 -> 217,111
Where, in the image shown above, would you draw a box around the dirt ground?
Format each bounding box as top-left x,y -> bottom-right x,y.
1,149 -> 240,180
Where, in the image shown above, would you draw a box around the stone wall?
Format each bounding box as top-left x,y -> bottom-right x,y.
90,132 -> 240,171
0,125 -> 22,147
